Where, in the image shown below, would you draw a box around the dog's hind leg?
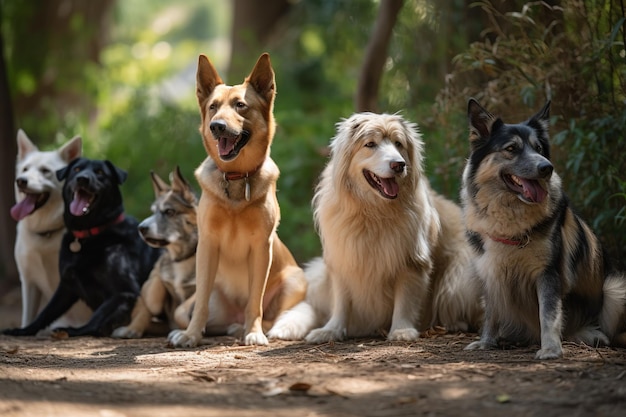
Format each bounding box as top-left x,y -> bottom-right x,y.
55,292 -> 137,337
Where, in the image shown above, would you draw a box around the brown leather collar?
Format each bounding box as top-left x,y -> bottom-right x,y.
218,163 -> 263,181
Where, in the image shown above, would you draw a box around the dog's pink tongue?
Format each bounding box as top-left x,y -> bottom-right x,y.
70,192 -> 90,216
218,137 -> 237,156
380,178 -> 399,198
10,195 -> 38,221
521,179 -> 547,203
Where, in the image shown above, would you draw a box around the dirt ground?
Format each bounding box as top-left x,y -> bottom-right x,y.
1,286 -> 625,417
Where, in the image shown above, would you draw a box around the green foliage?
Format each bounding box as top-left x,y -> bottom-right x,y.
434,0 -> 626,267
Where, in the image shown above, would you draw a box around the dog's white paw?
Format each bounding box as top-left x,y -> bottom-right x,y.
267,322 -> 308,341
535,346 -> 562,360
388,328 -> 420,341
465,340 -> 496,351
305,327 -> 345,344
111,326 -> 142,339
244,331 -> 268,346
168,329 -> 201,348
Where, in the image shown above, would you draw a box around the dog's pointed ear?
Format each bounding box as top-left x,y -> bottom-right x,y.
104,160 -> 128,185
16,129 -> 38,160
530,100 -> 551,131
246,53 -> 275,102
196,54 -> 224,107
56,157 -> 81,181
58,135 -> 82,163
150,170 -> 169,197
171,166 -> 197,206
468,98 -> 497,148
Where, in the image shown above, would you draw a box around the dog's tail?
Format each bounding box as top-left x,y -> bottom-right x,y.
267,257 -> 327,340
601,272 -> 626,347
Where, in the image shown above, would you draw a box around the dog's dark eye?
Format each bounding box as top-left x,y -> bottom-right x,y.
95,169 -> 105,176
535,144 -> 543,153
40,167 -> 51,175
73,166 -> 81,172
505,144 -> 517,152
209,103 -> 217,110
364,142 -> 376,148
235,101 -> 246,110
394,141 -> 403,148
163,209 -> 176,217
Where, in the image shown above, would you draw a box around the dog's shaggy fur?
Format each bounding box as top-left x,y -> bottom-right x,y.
462,99 -> 626,359
269,113 -> 482,342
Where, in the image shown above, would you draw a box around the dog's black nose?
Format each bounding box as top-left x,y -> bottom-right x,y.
76,176 -> 90,186
210,120 -> 227,135
390,161 -> 406,174
538,161 -> 553,178
16,178 -> 27,189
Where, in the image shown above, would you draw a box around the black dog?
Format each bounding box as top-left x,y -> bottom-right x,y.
4,158 -> 161,337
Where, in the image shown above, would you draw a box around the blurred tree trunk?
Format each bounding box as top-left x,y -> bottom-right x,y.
0,4 -> 18,288
0,0 -> 115,286
355,0 -> 403,112
227,0 -> 291,82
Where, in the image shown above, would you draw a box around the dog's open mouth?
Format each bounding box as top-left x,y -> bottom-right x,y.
503,174 -> 547,204
363,169 -> 399,199
70,187 -> 96,216
216,131 -> 251,161
10,192 -> 50,221
142,237 -> 169,248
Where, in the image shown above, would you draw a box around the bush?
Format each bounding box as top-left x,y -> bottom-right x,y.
434,0 -> 626,267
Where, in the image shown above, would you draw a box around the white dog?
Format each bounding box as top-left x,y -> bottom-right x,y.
12,130 -> 91,328
269,113 -> 482,342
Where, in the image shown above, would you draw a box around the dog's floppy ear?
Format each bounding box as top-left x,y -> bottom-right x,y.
56,157 -> 81,181
246,53 -> 275,103
58,135 -> 82,163
104,160 -> 128,185
468,98 -> 498,149
196,54 -> 224,107
150,170 -> 169,197
16,129 -> 38,160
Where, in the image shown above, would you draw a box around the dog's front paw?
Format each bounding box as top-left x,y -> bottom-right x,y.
244,331 -> 268,346
267,322 -> 308,341
111,326 -> 142,339
535,346 -> 562,360
388,328 -> 420,341
167,329 -> 201,348
3,327 -> 35,337
305,327 -> 345,344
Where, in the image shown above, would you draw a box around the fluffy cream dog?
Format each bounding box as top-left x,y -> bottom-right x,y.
269,113 -> 482,342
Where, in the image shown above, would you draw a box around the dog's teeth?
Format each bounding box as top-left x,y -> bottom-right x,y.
511,175 -> 523,186
82,205 -> 89,214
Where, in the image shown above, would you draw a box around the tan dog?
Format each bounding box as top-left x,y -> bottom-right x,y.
112,167 -> 198,339
167,53 -> 307,347
269,113 -> 483,342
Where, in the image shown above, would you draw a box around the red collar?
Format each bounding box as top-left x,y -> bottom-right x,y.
71,213 -> 125,239
218,163 -> 263,181
487,233 -> 530,248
